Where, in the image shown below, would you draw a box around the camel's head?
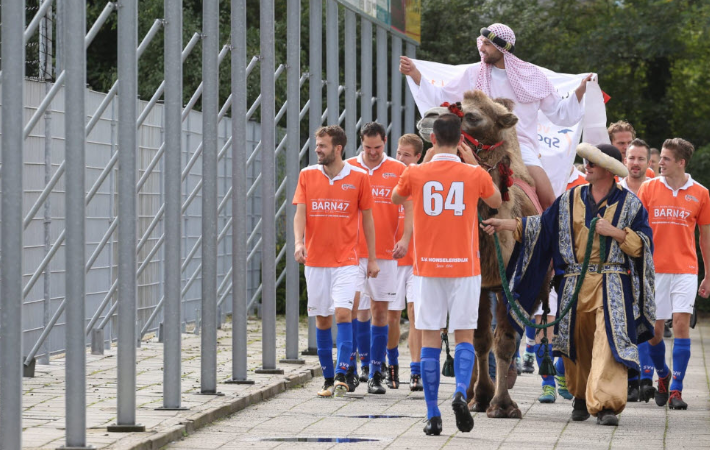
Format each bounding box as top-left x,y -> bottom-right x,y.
460,90 -> 518,146
416,106 -> 449,143
416,91 -> 518,146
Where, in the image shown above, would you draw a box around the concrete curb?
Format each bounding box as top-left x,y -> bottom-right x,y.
115,364 -> 322,450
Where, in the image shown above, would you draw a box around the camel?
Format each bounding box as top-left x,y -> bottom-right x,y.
417,90 -> 550,419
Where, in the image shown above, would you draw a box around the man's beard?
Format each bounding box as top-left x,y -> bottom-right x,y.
629,168 -> 645,179
319,151 -> 335,166
483,53 -> 503,65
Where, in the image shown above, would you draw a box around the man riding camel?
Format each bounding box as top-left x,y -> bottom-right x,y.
400,22 -> 594,210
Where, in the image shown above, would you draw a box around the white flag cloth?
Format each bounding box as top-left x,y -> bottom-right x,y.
405,59 -> 609,196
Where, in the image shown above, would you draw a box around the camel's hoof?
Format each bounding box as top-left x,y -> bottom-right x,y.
506,406 -> 523,419
471,401 -> 488,413
486,403 -> 522,419
486,407 -> 507,419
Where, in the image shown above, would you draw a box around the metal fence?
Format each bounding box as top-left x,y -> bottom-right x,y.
0,0 -> 418,448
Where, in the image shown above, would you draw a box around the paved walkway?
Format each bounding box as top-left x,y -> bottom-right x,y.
16,317 -> 710,449
21,317 -> 322,449
165,319 -> 710,450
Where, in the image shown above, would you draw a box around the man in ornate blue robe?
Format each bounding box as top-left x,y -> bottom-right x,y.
482,143 -> 655,426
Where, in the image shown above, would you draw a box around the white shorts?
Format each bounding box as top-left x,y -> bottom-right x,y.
654,273 -> 697,320
357,258 -> 398,310
390,265 -> 415,311
413,275 -> 481,332
534,289 -> 558,317
520,144 -> 543,168
305,265 -> 358,317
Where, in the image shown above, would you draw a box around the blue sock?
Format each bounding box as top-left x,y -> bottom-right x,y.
387,346 -> 399,366
454,342 -> 475,398
370,325 -> 388,376
534,344 -> 555,387
525,323 -> 536,353
350,319 -> 359,372
638,341 -> 654,381
357,319 -> 371,367
488,351 -> 497,381
317,327 -> 334,379
648,339 -> 670,378
335,322 -> 353,375
555,357 -> 565,376
670,338 -> 691,391
410,361 -> 421,376
421,347 -> 442,420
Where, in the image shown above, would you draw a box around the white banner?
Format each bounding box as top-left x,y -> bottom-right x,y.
405,60 -> 609,196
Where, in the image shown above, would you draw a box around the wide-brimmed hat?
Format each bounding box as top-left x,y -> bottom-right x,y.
576,143 -> 628,178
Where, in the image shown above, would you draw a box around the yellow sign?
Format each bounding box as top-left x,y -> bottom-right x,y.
341,0 -> 421,43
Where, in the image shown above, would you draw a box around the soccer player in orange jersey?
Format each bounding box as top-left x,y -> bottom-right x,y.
293,125 -> 379,398
347,123 -> 413,395
620,139 -> 652,195
637,138 -> 710,410
609,120 -> 655,178
390,134 -> 424,391
393,113 -> 502,435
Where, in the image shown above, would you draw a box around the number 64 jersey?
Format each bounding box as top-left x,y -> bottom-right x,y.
395,153 -> 495,278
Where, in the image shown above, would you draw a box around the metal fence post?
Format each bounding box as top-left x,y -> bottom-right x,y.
160,0 -> 187,408
281,0 -> 304,365
326,0 -> 339,125
41,43 -> 54,367
308,0 -> 322,165
404,42 -> 416,134
227,0 -> 253,384
64,0 -> 89,447
303,0 -> 324,356
344,10 -> 357,155
254,0 -> 283,375
360,18 -> 372,127
201,0 -> 221,395
108,0 -> 145,432
0,0 -> 25,447
390,35 -> 402,150
376,25 -> 388,151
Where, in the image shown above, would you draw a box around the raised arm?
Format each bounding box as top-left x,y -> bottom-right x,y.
539,74 -> 596,127
403,60 -> 480,111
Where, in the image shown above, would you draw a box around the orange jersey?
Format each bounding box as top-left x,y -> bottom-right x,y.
566,168 -> 588,191
396,203 -> 414,266
395,154 -> 495,277
637,175 -> 710,274
347,154 -> 406,259
293,163 -> 373,267
646,167 -> 655,178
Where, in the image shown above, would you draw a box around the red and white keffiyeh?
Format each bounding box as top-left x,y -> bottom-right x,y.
474,23 -> 556,104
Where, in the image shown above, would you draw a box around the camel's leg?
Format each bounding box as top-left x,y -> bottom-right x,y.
487,292 -> 522,419
469,290 -> 495,412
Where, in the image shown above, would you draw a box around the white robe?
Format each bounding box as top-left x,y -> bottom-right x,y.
415,63 -> 584,165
